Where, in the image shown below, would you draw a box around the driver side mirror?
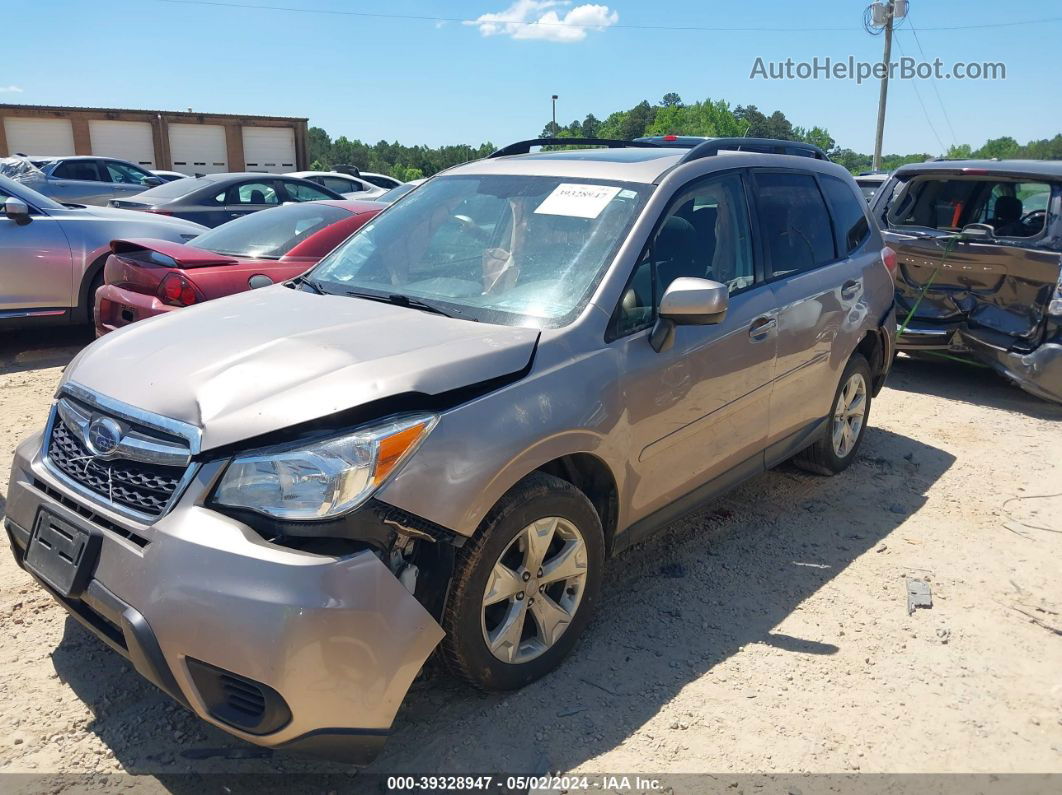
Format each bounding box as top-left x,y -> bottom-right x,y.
959,223 -> 994,240
143,176 -> 163,187
2,197 -> 31,224
649,277 -> 729,353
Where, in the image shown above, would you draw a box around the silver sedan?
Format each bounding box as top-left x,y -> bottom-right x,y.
1,174 -> 207,327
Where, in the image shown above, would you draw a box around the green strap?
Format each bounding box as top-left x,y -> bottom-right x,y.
897,236 -> 957,338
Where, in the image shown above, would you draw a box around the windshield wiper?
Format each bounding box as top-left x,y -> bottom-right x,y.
289,274 -> 325,294
343,290 -> 460,319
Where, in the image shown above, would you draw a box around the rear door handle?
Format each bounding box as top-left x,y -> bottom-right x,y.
749,316 -> 776,339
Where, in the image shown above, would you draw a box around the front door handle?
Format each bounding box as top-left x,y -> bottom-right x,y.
749,316 -> 776,340
841,279 -> 860,299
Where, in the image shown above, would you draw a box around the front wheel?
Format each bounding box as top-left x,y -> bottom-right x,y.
794,353 -> 872,475
440,472 -> 604,691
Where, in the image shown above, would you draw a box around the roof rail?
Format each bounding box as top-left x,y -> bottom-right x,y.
488,137 -> 662,158
678,137 -> 829,164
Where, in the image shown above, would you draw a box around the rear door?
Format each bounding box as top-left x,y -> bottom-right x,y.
882,174 -> 1060,350
752,169 -> 870,443
46,159 -> 109,205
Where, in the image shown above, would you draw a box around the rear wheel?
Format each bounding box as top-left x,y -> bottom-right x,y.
794,353 -> 872,475
440,473 -> 604,691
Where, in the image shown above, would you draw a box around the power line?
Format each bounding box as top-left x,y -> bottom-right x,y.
899,9 -> 959,147
145,0 -> 1062,33
891,33 -> 947,154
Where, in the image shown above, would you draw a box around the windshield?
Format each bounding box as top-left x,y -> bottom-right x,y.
309,174 -> 651,326
190,202 -> 351,258
376,182 -> 418,203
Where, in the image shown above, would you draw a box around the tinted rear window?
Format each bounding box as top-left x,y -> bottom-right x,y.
819,174 -> 870,255
189,202 -> 351,258
754,172 -> 836,277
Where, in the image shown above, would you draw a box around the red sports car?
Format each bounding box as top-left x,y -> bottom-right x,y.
95,200 -> 382,335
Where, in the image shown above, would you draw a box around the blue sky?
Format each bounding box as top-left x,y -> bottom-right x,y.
6,0 -> 1060,154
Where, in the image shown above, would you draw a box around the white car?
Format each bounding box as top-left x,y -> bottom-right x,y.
286,170 -> 385,200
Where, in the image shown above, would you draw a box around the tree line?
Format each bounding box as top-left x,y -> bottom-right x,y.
308,93 -> 1062,179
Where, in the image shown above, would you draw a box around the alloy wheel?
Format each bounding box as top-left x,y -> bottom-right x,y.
832,372 -> 868,458
480,516 -> 588,665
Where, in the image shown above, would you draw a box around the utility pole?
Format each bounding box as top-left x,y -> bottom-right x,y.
551,95 -> 558,137
872,1 -> 894,171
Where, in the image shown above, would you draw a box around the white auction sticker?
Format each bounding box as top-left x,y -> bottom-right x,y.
534,183 -> 622,219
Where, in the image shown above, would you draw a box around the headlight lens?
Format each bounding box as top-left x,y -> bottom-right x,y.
213,413 -> 437,520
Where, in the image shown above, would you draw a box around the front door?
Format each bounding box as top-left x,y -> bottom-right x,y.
0,193 -> 74,313
610,171 -> 777,526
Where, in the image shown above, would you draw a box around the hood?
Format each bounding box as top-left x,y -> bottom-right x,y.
62,286 -> 539,451
55,203 -> 206,231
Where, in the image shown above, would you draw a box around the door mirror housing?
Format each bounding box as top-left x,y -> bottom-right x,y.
650,277 -> 729,353
142,176 -> 163,187
959,223 -> 994,240
3,197 -> 31,224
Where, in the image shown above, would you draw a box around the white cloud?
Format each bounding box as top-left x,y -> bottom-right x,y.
0,85 -> 24,93
468,1 -> 618,43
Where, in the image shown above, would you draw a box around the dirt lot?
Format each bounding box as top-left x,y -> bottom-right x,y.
1,327 -> 1060,783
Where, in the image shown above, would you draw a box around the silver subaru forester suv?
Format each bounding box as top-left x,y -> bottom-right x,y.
5,137 -> 895,762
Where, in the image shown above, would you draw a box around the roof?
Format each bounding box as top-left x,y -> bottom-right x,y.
0,103 -> 307,123
895,159 -> 1062,179
450,147 -> 687,184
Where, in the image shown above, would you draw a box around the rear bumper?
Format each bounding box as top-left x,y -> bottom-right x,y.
897,321 -> 1062,404
5,431 -> 445,762
95,284 -> 179,336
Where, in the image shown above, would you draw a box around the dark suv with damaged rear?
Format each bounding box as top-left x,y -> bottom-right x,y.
6,137 -> 895,762
872,160 -> 1062,403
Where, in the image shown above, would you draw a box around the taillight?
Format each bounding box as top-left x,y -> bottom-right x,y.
157,272 -> 202,307
881,246 -> 897,278
663,134 -> 678,142
1049,260 -> 1062,317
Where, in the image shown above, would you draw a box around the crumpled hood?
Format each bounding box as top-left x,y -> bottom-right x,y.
62,286 -> 539,450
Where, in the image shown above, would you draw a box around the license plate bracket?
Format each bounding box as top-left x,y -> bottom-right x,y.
24,510 -> 100,598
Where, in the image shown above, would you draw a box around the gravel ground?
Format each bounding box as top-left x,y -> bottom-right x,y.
1,327 -> 1060,784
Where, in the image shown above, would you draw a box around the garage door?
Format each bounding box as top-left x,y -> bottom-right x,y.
3,118 -> 75,157
169,123 -> 227,175
242,126 -> 296,173
89,120 -> 156,167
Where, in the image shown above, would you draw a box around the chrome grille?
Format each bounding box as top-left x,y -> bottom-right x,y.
43,386 -> 200,522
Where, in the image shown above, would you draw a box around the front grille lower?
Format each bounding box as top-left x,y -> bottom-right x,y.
47,415 -> 186,518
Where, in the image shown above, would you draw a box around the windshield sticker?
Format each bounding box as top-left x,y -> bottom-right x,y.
534,183 -> 622,219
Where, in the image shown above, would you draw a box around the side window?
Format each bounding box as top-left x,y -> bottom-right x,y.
754,172 -> 836,278
104,161 -> 153,186
321,176 -> 355,193
52,160 -> 102,182
282,181 -> 335,202
819,174 -> 870,255
608,172 -> 755,339
232,181 -> 280,205
981,181 -> 1050,238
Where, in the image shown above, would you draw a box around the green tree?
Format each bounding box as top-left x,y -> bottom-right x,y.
975,136 -> 1020,159
659,92 -> 683,108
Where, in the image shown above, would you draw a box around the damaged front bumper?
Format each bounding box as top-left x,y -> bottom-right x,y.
897,322 -> 1062,404
4,432 -> 446,763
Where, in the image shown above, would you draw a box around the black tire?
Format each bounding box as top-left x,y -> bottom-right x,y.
440,472 -> 604,691
794,353 -> 873,476
83,269 -> 105,327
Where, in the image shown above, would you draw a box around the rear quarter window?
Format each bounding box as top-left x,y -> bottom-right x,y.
819,174 -> 871,255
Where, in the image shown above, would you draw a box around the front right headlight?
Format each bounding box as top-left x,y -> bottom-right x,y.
213,413 -> 437,520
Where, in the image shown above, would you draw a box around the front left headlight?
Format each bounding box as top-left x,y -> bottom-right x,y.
213,413 -> 437,520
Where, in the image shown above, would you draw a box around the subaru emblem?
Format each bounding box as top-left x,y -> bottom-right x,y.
86,417 -> 123,457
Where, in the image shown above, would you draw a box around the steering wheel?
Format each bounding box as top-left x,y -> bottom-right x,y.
1021,209 -> 1046,225
452,214 -> 490,242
